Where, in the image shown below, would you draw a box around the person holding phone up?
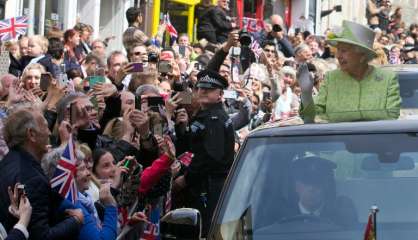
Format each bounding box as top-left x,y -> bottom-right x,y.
262,15 -> 295,58
0,183 -> 32,240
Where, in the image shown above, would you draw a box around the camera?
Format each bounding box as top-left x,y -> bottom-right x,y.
173,74 -> 192,92
148,52 -> 159,63
194,62 -> 204,71
273,24 -> 282,32
239,29 -> 252,47
158,61 -> 172,74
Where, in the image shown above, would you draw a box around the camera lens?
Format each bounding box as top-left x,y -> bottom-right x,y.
148,52 -> 159,63
273,24 -> 282,32
239,29 -> 252,47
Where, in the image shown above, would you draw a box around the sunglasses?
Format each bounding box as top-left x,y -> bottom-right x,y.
160,73 -> 174,78
133,52 -> 145,56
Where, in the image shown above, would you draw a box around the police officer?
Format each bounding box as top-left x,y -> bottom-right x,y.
173,69 -> 235,236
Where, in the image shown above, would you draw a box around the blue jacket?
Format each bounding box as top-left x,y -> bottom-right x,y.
76,201 -> 117,240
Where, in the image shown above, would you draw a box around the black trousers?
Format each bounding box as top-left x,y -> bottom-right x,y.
189,176 -> 226,237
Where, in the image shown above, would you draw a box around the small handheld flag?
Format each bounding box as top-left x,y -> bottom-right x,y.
50,135 -> 78,204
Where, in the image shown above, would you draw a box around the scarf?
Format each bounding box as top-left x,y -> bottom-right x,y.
79,191 -> 101,226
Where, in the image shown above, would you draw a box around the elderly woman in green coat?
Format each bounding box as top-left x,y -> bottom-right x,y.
298,20 -> 401,123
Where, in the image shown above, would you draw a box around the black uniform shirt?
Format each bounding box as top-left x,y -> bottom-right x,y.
185,102 -> 235,187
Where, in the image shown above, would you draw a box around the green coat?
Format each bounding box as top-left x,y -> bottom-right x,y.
301,66 -> 401,122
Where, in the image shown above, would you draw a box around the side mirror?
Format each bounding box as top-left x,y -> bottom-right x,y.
160,208 -> 201,240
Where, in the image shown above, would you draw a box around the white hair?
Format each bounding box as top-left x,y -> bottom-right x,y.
41,146 -> 85,180
241,63 -> 269,85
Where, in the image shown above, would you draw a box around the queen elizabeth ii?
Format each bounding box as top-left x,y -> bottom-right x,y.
298,20 -> 401,122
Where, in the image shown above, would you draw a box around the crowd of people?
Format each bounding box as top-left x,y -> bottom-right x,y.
0,0 -> 408,239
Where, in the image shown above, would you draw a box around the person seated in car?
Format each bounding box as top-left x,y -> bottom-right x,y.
284,156 -> 358,227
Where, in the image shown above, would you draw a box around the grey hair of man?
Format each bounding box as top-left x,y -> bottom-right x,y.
135,84 -> 160,97
294,44 -> 311,56
56,92 -> 88,125
3,106 -> 40,149
41,146 -> 85,180
107,50 -> 127,68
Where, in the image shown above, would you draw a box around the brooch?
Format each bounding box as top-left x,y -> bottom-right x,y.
375,74 -> 383,81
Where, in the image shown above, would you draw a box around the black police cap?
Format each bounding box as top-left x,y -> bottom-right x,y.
291,156 -> 337,185
196,69 -> 228,89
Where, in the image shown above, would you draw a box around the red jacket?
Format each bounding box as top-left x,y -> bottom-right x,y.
139,154 -> 172,195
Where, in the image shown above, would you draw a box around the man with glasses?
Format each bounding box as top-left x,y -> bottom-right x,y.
128,44 -> 148,64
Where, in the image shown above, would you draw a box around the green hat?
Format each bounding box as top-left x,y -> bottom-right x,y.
327,20 -> 377,58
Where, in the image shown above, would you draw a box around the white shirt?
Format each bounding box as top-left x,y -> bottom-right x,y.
298,201 -> 322,216
29,54 -> 45,65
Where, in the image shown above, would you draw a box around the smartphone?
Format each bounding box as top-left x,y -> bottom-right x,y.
16,184 -> 25,206
194,62 -> 203,71
147,96 -> 165,108
88,76 -> 105,87
263,91 -> 271,101
158,61 -> 172,74
90,96 -> 98,111
231,63 -> 241,83
135,96 -> 142,110
57,73 -> 68,87
174,91 -> 193,105
40,73 -> 52,91
224,90 -> 238,99
127,62 -> 144,73
69,102 -> 77,125
152,123 -> 163,136
179,46 -> 186,57
140,96 -> 163,112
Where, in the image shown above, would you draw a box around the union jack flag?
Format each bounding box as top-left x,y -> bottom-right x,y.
251,40 -> 263,59
164,13 -> 178,39
0,16 -> 29,41
50,135 -> 78,204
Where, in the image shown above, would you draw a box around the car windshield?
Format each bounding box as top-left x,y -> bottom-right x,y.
212,133 -> 418,240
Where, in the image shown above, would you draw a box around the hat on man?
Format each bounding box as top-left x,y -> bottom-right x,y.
327,20 -> 377,58
196,69 -> 228,89
291,156 -> 336,185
